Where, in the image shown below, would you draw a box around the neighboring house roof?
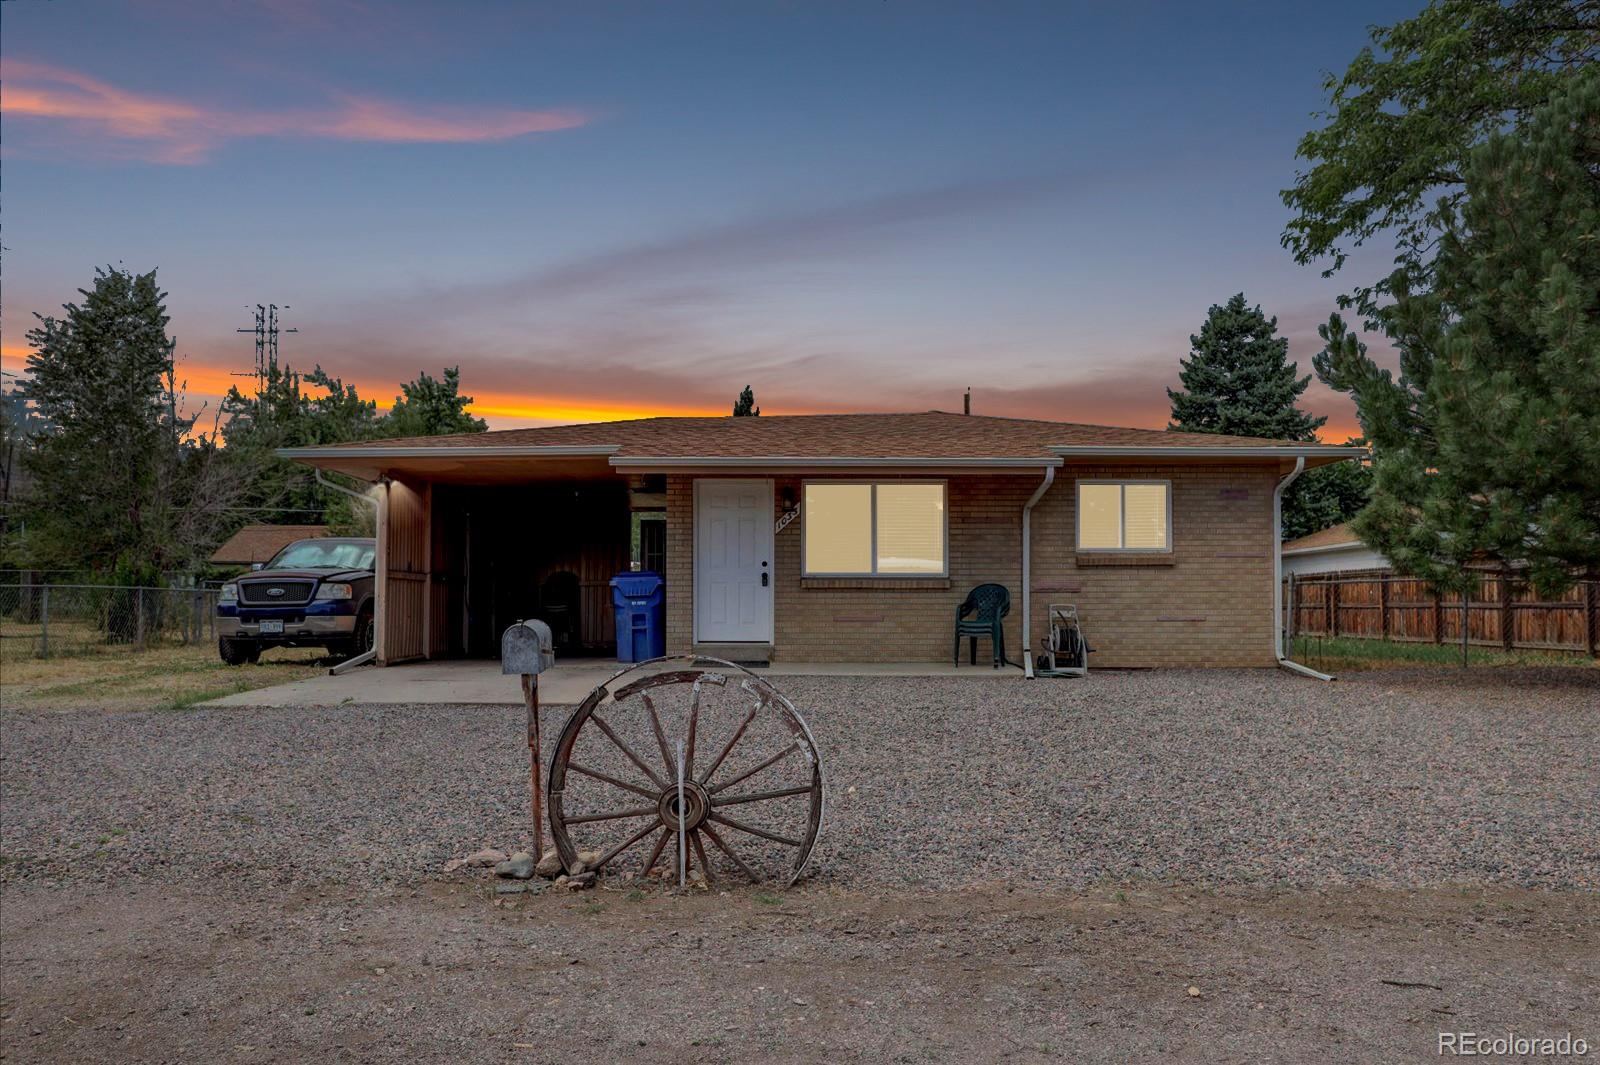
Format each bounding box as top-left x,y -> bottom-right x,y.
1282,522 -> 1363,555
210,524 -> 330,565
282,412 -> 1362,471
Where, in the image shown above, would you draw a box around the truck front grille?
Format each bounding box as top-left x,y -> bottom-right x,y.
239,580 -> 315,605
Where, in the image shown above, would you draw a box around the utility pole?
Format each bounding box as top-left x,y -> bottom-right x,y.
234,304 -> 299,389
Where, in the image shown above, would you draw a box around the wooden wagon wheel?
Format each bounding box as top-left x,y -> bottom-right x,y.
547,656 -> 825,888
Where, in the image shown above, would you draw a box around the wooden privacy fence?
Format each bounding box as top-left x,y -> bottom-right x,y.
1286,571 -> 1599,657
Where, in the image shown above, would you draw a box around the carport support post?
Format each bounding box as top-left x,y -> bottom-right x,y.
523,674 -> 544,860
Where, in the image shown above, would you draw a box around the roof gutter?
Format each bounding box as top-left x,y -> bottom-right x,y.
611,455 -> 1066,469
1050,445 -> 1366,459
1021,466 -> 1055,679
1272,457 -> 1333,681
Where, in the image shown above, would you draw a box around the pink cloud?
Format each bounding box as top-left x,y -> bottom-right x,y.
3,59 -> 592,163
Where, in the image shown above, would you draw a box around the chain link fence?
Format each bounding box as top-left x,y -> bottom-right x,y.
0,584 -> 220,662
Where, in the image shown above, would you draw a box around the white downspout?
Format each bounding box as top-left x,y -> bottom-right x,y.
1273,457 -> 1333,681
1021,466 -> 1056,679
315,468 -> 383,676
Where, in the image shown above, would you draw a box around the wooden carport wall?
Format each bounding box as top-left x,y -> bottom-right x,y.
378,478 -> 430,664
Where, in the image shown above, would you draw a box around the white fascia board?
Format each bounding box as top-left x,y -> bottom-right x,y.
608,455 -> 1065,469
1282,542 -> 1364,556
1049,445 -> 1366,458
276,444 -> 622,460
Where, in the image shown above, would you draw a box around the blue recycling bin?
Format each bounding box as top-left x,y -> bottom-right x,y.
611,571 -> 666,663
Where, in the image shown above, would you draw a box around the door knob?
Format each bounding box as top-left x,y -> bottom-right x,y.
761,572 -> 769,587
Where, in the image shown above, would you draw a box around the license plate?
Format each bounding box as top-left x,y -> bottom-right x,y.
259,620 -> 285,634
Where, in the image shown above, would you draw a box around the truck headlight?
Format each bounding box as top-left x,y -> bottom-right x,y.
220,583 -> 238,602
315,583 -> 354,601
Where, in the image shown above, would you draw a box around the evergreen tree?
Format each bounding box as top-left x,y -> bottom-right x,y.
732,385 -> 760,417
382,366 -> 487,437
1281,441 -> 1374,541
1168,294 -> 1326,441
219,365 -> 383,536
1170,295 -> 1368,537
1315,70 -> 1600,591
17,267 -> 244,577
19,268 -> 188,576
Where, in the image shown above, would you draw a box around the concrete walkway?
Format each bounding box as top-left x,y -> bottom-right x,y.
202,656 -> 1024,707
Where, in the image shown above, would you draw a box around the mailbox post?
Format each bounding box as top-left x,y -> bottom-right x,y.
502,620 -> 556,859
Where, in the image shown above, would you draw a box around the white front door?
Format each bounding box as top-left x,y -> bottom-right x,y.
694,479 -> 773,643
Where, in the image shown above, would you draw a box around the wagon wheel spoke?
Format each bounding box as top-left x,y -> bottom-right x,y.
565,761 -> 656,799
709,743 -> 799,795
683,683 -> 704,779
589,711 -> 667,790
562,804 -> 659,825
641,826 -> 672,879
690,830 -> 715,886
700,823 -> 759,882
641,694 -> 676,777
697,694 -> 765,787
710,811 -> 804,848
710,784 -> 815,807
591,818 -> 662,873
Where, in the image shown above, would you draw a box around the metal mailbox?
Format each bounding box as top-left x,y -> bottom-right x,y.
501,619 -> 555,676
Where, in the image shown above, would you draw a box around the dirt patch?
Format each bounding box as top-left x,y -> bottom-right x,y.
2,881 -> 1596,1063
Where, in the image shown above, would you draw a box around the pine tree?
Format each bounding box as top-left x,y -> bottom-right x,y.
732,385 -> 760,417
1316,70 -> 1600,591
1168,294 -> 1326,441
19,268 -> 187,576
382,366 -> 487,437
219,364 -> 382,536
1281,441 -> 1373,541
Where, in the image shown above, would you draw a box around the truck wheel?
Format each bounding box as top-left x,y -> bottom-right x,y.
218,637 -> 261,665
353,609 -> 375,657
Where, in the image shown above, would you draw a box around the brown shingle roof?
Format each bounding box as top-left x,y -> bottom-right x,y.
312,412 -> 1336,459
210,525 -> 330,565
1283,522 -> 1361,553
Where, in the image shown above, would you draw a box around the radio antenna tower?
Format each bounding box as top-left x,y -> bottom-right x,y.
234,304 -> 299,388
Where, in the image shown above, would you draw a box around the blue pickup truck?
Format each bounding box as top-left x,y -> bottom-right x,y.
216,537 -> 376,664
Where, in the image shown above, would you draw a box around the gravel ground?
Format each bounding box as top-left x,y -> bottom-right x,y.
3,667 -> 1596,891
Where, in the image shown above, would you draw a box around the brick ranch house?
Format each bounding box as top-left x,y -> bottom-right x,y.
283,412 -> 1360,669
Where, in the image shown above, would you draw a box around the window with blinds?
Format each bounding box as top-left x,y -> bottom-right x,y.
803,482 -> 946,576
1076,480 -> 1171,551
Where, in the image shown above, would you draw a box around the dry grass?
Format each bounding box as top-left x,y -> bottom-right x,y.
0,642 -> 328,712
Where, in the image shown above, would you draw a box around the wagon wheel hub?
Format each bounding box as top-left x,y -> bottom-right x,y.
658,780 -> 711,833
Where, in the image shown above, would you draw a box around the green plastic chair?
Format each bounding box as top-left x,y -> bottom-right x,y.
954,583 -> 1010,668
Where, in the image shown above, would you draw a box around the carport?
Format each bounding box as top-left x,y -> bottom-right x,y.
285,444 -> 665,664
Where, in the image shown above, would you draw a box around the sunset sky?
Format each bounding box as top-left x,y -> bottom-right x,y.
3,0 -> 1415,440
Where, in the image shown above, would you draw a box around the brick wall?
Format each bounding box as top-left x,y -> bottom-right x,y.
1028,464 -> 1278,668
663,465 -> 1280,667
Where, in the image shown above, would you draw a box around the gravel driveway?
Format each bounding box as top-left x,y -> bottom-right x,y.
4,667 -> 1596,891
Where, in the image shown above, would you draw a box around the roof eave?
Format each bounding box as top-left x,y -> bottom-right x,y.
1282,542 -> 1365,556
608,455 -> 1064,469
1049,445 -> 1367,458
276,444 -> 622,460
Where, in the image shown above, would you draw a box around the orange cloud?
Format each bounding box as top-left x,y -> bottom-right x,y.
4,60 -> 592,163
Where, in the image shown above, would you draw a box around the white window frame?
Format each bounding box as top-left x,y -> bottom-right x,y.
801,479 -> 949,578
1075,479 -> 1173,553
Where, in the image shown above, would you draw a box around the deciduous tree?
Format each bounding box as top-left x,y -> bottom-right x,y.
1282,0 -> 1598,317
